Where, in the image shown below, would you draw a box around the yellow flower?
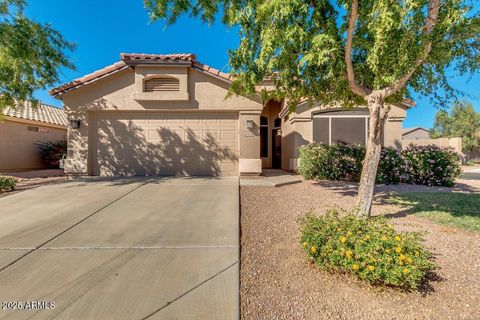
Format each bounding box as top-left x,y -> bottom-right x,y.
365,235 -> 371,240
395,246 -> 402,253
368,265 -> 375,271
381,236 -> 388,241
347,231 -> 353,236
346,250 -> 353,256
352,264 -> 359,271
399,261 -> 404,266
403,268 -> 410,274
415,251 -> 420,256
399,254 -> 406,261
310,246 -> 317,254
340,236 -> 347,243
302,242 -> 308,248
406,257 -> 413,264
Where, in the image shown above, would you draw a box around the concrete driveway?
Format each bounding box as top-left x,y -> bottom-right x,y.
0,177 -> 239,320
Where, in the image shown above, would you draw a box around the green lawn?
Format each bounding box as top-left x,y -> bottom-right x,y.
386,192 -> 480,232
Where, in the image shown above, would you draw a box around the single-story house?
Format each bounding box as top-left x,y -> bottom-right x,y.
402,126 -> 430,140
49,53 -> 410,177
0,102 -> 67,171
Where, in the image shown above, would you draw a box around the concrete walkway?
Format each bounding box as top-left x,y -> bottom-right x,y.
240,169 -> 302,187
0,177 -> 239,320
462,168 -> 480,181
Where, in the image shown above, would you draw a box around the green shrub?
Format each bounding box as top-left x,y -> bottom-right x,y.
377,147 -> 404,184
0,176 -> 16,192
298,143 -> 402,184
299,208 -> 436,290
298,143 -> 364,181
36,140 -> 67,168
401,144 -> 462,187
298,143 -> 328,180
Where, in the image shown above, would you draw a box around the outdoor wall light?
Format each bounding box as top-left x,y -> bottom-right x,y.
70,119 -> 81,129
246,120 -> 254,129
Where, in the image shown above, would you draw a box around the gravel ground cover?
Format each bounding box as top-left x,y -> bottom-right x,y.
0,176 -> 66,198
240,179 -> 480,320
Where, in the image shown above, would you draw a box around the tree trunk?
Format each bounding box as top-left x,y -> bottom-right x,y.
356,93 -> 387,216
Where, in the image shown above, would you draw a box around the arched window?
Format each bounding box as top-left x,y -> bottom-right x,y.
143,77 -> 180,92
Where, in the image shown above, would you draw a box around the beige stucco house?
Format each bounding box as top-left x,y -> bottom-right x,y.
0,103 -> 67,171
402,127 -> 431,140
50,53 -> 410,177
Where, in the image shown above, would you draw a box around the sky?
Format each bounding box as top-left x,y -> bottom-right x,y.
26,0 -> 479,129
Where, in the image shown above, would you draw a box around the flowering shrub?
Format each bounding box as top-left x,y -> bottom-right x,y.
298,143 -> 364,181
401,144 -> 462,187
36,140 -> 67,168
299,208 -> 436,289
377,147 -> 404,184
298,143 -> 402,184
0,176 -> 16,192
299,143 -> 462,186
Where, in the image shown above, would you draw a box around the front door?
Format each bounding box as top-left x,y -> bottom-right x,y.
272,128 -> 281,169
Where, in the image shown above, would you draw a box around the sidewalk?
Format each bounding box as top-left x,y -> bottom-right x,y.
240,169 -> 302,187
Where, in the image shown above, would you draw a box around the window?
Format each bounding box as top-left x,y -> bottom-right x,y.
143,77 -> 180,92
274,117 -> 281,128
331,118 -> 367,145
260,116 -> 268,157
313,111 -> 369,146
27,126 -> 39,132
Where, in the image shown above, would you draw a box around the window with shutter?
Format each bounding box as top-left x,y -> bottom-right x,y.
143,77 -> 180,92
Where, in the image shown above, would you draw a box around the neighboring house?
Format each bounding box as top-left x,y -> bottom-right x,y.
49,53 -> 410,177
0,102 -> 67,171
402,126 -> 431,139
402,126 -> 463,154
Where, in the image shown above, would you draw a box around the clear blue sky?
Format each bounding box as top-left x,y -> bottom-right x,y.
27,0 -> 479,129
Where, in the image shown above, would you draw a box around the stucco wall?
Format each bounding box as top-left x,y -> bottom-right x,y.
0,119 -> 66,171
280,103 -> 407,171
402,137 -> 462,153
61,66 -> 263,175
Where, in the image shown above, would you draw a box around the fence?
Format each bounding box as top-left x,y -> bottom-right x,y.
402,137 -> 462,154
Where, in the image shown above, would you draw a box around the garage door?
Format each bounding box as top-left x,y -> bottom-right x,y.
92,112 -> 239,176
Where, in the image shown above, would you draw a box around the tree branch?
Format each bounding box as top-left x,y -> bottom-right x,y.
381,0 -> 441,97
345,0 -> 370,97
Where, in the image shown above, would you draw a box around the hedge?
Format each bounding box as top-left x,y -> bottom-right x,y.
298,143 -> 462,186
402,144 -> 463,187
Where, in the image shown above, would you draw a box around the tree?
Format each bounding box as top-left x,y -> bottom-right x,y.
0,0 -> 74,111
431,101 -> 480,152
144,0 -> 480,215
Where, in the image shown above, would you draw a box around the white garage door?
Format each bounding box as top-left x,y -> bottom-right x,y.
93,112 -> 239,176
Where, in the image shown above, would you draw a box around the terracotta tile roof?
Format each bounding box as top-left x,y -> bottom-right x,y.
49,61 -> 128,97
3,102 -> 67,127
121,53 -> 196,62
192,61 -> 233,81
49,53 -> 233,97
